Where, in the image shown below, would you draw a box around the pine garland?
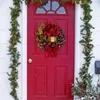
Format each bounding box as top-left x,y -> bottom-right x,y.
72,0 -> 96,99
8,0 -> 21,100
79,0 -> 94,87
25,0 -> 81,4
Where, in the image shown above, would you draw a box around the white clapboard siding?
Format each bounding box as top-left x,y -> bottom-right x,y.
89,0 -> 100,85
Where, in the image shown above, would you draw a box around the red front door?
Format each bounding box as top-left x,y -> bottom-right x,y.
27,1 -> 75,100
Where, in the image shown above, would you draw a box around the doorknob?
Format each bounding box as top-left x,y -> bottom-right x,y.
28,58 -> 32,63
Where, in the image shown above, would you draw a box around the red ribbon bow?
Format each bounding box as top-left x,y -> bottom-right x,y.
45,44 -> 59,57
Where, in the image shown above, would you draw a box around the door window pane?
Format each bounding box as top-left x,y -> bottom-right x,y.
43,1 -> 50,11
36,0 -> 66,14
57,7 -> 66,14
52,1 -> 59,11
36,8 -> 46,14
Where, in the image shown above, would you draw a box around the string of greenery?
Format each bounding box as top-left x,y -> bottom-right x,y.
79,0 -> 93,89
25,0 -> 81,4
8,0 -> 94,100
8,0 -> 21,100
73,0 -> 95,99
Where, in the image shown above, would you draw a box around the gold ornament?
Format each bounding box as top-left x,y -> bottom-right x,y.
50,37 -> 56,43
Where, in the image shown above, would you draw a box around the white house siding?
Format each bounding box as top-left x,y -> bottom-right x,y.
89,0 -> 100,84
0,0 -> 100,100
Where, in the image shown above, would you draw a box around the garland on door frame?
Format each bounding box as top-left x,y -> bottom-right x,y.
8,0 -> 21,100
8,0 -> 96,100
72,0 -> 96,99
25,0 -> 82,4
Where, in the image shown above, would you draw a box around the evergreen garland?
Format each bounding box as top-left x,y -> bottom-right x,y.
8,0 -> 21,100
25,0 -> 81,4
8,0 -> 95,100
72,0 -> 97,99
79,0 -> 93,88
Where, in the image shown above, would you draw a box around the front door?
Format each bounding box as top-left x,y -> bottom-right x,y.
27,1 -> 75,100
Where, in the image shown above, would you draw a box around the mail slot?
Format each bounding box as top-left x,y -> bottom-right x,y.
95,61 -> 100,74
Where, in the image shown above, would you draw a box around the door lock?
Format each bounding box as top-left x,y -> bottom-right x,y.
28,58 -> 32,63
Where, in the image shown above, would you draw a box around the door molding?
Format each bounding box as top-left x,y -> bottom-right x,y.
74,4 -> 81,98
74,5 -> 81,81
21,2 -> 81,100
21,1 -> 27,100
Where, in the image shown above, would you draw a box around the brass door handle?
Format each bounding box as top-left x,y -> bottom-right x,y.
28,58 -> 32,63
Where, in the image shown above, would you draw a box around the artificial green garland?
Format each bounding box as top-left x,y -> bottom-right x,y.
72,0 -> 95,99
8,0 -> 94,100
8,0 -> 21,100
79,0 -> 93,88
25,0 -> 81,4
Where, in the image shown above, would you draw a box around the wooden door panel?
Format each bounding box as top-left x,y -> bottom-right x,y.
54,66 -> 68,96
34,66 -> 47,96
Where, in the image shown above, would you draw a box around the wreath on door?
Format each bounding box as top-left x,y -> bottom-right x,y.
36,22 -> 66,57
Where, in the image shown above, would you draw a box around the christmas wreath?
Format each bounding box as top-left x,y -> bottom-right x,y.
36,22 -> 66,57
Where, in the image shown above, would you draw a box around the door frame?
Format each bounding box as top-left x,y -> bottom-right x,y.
21,2 -> 81,100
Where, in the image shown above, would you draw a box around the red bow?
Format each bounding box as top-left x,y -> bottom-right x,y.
45,44 -> 59,57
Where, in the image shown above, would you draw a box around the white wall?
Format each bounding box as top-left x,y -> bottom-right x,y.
89,0 -> 100,85
0,0 -> 100,100
0,0 -> 12,100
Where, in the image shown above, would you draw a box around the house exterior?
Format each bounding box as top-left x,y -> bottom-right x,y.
0,0 -> 100,100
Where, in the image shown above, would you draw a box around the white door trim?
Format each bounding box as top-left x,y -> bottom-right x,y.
74,4 -> 81,81
74,4 -> 81,99
21,2 -> 81,100
22,1 -> 27,100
